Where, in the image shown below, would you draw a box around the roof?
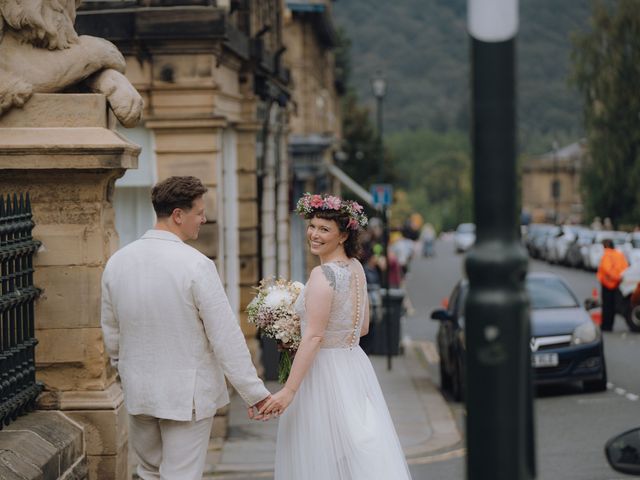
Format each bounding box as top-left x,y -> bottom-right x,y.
539,139 -> 587,160
522,139 -> 587,172
285,0 -> 337,47
286,1 -> 326,13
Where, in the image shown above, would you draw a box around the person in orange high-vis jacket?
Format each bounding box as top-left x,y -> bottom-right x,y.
597,239 -> 628,331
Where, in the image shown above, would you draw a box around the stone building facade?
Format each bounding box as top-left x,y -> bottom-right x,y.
283,0 -> 344,281
0,1 -> 297,478
0,1 -> 346,477
76,0 -> 292,364
521,139 -> 586,224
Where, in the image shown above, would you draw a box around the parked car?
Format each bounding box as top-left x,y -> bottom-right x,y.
528,224 -> 558,259
566,228 -> 595,269
454,223 -> 475,253
622,232 -> 640,265
583,230 -> 628,271
546,225 -> 580,265
431,272 -> 607,401
524,223 -> 551,257
542,227 -> 561,264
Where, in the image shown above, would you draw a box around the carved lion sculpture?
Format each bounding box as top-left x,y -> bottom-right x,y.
0,0 -> 143,127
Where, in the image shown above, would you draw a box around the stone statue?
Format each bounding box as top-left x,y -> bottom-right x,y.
0,0 -> 143,127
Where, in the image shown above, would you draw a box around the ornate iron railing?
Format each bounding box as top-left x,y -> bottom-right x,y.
0,194 -> 43,428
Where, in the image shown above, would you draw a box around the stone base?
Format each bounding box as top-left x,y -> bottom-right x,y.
39,383 -> 129,480
0,411 -> 86,479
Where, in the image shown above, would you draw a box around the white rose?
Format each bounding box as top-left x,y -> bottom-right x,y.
263,288 -> 293,309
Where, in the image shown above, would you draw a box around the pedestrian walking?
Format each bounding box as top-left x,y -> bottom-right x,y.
597,238 -> 628,331
101,176 -> 270,480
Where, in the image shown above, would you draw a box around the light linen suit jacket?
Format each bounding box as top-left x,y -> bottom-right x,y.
101,229 -> 269,421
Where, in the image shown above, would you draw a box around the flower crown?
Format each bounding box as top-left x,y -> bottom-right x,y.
295,193 -> 368,230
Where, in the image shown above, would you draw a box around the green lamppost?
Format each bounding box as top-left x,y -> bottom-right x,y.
371,72 -> 393,370
465,1 -> 536,479
371,72 -> 386,181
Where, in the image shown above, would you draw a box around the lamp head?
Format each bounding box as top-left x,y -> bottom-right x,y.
371,73 -> 387,99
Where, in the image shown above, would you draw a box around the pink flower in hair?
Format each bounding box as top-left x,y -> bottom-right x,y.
325,196 -> 342,210
352,202 -> 364,213
347,218 -> 359,230
310,195 -> 324,208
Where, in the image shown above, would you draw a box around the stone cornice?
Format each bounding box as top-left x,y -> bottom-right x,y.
0,128 -> 140,169
145,117 -> 229,129
0,94 -> 140,170
38,382 -> 124,411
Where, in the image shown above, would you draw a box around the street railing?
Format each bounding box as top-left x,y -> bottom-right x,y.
0,193 -> 43,427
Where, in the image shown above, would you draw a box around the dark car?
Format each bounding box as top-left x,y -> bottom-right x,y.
431,272 -> 607,401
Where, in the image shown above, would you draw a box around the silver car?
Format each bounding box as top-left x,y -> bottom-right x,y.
454,223 -> 476,253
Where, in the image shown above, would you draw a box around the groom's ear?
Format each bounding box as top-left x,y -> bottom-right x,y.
171,208 -> 184,225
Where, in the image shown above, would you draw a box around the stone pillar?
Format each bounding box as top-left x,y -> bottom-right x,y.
236,125 -> 261,358
0,93 -> 140,479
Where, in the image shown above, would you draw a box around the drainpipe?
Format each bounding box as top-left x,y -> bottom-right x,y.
257,100 -> 274,281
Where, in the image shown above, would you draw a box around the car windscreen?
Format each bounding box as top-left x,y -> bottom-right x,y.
457,224 -> 475,234
526,277 -> 578,309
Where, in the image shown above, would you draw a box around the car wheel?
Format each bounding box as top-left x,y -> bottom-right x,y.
439,359 -> 452,393
451,354 -> 464,402
584,358 -> 608,393
456,354 -> 465,402
584,376 -> 607,393
626,305 -> 640,332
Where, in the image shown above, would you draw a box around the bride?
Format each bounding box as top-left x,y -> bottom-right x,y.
259,193 -> 412,480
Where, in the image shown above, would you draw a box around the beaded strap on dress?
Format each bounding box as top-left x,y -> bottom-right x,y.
348,270 -> 361,349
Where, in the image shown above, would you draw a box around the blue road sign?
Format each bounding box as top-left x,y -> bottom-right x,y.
370,184 -> 393,207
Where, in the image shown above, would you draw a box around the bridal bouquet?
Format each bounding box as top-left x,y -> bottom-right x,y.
246,278 -> 304,383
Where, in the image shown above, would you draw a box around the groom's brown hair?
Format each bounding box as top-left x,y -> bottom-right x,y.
151,176 -> 208,218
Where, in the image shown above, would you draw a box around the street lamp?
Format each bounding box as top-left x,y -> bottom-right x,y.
552,140 -> 560,224
371,72 -> 387,181
371,72 -> 392,370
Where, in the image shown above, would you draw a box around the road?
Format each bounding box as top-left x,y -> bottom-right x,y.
404,238 -> 640,479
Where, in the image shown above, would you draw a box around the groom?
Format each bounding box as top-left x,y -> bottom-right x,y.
101,176 -> 270,479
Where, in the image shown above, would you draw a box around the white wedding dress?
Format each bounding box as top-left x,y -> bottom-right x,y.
274,259 -> 412,480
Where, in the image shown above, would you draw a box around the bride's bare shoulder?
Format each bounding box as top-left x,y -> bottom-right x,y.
308,264 -> 337,291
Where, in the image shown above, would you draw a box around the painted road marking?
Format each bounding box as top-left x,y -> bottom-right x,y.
608,383 -> 639,403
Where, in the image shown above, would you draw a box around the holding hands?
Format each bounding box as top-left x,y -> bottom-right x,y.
247,395 -> 271,420
257,386 -> 296,420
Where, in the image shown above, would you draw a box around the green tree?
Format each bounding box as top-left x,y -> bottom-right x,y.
571,0 -> 640,226
386,129 -> 472,231
340,92 -> 384,187
335,28 -> 392,189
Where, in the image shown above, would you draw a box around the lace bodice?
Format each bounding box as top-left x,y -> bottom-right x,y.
294,259 -> 367,349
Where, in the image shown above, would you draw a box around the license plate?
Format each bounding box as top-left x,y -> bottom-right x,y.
532,352 -> 559,368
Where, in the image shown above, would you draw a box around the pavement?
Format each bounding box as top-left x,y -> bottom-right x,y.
201,341 -> 462,479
